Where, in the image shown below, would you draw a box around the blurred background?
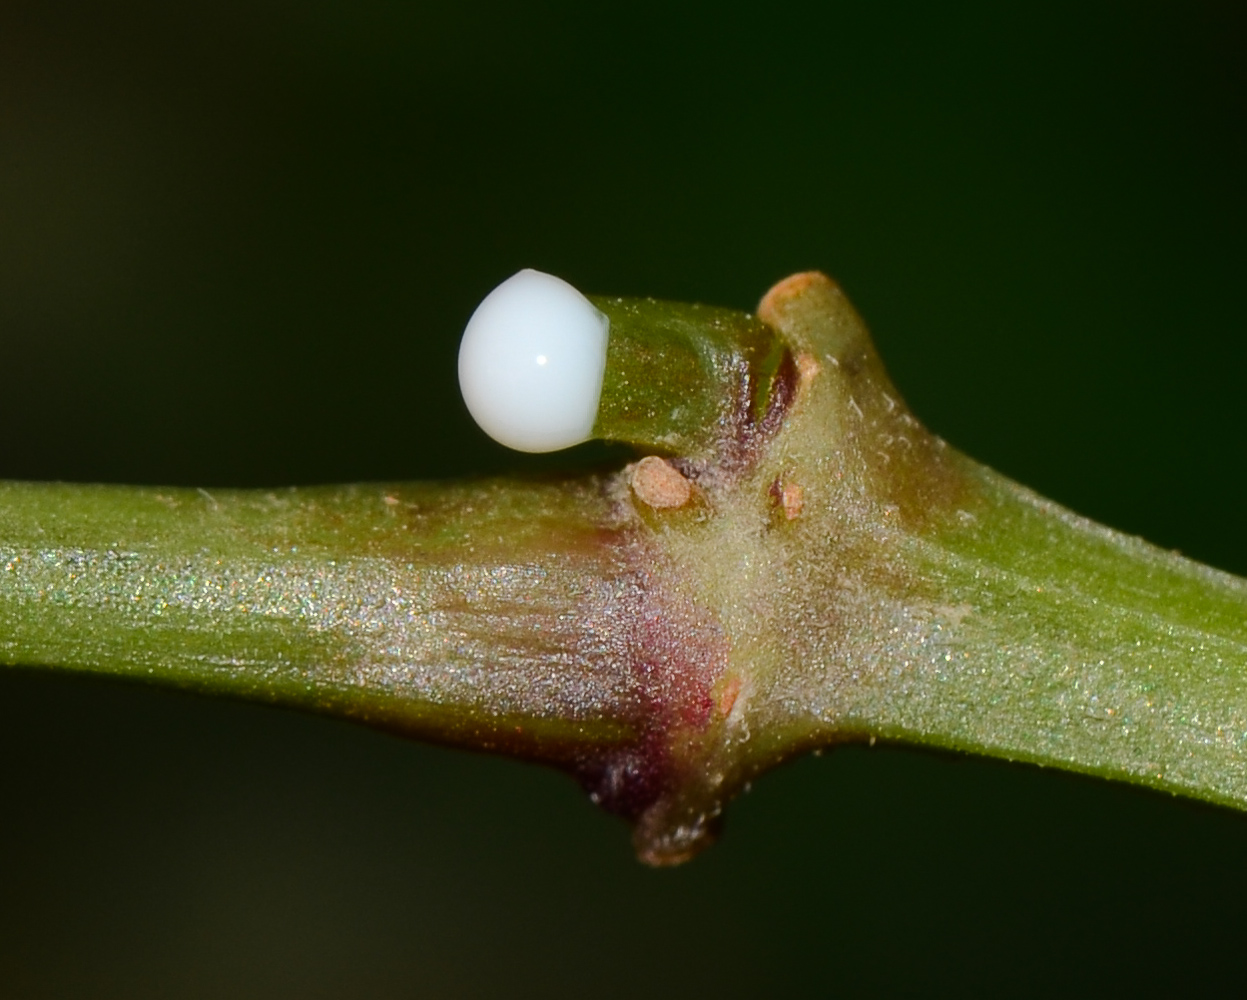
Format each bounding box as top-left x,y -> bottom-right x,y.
1,0 -> 1245,995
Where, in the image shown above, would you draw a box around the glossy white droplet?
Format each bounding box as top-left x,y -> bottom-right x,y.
458,269 -> 610,453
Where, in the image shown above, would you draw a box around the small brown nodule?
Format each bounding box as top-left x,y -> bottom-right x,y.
769,477 -> 805,520
631,456 -> 692,509
717,675 -> 742,717
781,482 -> 804,520
795,352 -> 822,395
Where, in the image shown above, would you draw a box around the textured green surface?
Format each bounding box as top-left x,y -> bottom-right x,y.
594,297 -> 788,458
859,465 -> 1247,801
0,479 -> 638,750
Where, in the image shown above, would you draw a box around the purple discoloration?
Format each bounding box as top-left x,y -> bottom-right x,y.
673,346 -> 797,489
755,347 -> 799,443
572,539 -> 730,858
570,348 -> 798,860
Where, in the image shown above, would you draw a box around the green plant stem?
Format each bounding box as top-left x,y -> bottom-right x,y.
765,459 -> 1247,805
0,479 -> 640,758
2,274 -> 1245,864
922,462 -> 1247,803
592,296 -> 791,460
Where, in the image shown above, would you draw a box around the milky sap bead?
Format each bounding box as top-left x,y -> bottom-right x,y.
458,269 -> 610,453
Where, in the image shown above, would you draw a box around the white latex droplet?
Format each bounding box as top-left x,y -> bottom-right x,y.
458,269 -> 610,453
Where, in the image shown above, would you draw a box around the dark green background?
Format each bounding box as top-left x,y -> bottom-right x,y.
1,1 -> 1245,995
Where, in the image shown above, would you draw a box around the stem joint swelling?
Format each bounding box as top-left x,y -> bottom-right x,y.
2,271 -> 1245,864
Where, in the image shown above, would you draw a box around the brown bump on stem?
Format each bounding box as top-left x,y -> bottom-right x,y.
756,271 -> 839,328
631,457 -> 692,509
781,482 -> 804,520
795,352 -> 822,396
767,476 -> 805,521
716,675 -> 742,717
